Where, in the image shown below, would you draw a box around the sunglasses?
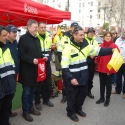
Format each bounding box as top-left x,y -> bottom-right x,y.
73,27 -> 83,34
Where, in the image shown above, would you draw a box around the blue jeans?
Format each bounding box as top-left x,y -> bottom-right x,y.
111,74 -> 117,84
115,64 -> 125,94
22,86 -> 36,114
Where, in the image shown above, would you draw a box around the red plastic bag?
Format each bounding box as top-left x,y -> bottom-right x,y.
37,58 -> 46,82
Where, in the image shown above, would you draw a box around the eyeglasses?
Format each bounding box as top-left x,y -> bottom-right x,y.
73,27 -> 83,34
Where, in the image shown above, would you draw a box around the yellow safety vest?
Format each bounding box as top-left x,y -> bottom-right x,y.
37,32 -> 52,58
61,39 -> 101,85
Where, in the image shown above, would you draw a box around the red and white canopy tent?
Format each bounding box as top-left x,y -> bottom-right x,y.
0,0 -> 71,26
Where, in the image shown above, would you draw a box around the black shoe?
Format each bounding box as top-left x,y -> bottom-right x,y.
67,113 -> 79,122
10,112 -> 17,117
22,113 -> 33,122
104,99 -> 110,107
75,110 -> 86,117
87,92 -> 94,99
61,96 -> 67,104
35,103 -> 42,111
43,101 -> 54,107
96,98 -> 105,104
29,108 -> 41,115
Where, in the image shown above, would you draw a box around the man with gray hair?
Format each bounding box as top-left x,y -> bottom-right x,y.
18,19 -> 46,122
112,29 -> 125,99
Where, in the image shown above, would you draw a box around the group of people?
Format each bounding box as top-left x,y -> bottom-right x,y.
0,19 -> 54,125
54,23 -> 125,122
0,19 -> 125,125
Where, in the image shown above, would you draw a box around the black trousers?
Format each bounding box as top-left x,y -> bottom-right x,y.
0,94 -> 13,125
99,72 -> 112,99
88,63 -> 95,92
62,72 -> 68,97
66,84 -> 87,115
9,94 -> 15,115
35,63 -> 52,104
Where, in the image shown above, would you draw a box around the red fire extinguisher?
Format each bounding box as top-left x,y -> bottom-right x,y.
57,79 -> 63,90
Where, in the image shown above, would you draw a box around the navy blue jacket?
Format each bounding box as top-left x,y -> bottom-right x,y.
6,40 -> 19,74
0,43 -> 16,99
62,38 -> 113,86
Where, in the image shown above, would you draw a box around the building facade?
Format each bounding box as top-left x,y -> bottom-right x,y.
40,0 -> 105,28
33,0 -> 125,32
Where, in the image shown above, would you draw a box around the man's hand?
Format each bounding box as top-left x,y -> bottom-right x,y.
112,48 -> 116,52
71,79 -> 79,85
90,56 -> 95,59
43,57 -> 48,61
33,58 -> 38,65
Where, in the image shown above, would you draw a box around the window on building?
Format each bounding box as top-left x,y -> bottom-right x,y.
90,10 -> 93,12
89,20 -> 92,26
83,3 -> 84,7
58,3 -> 61,8
97,14 -> 100,19
98,2 -> 101,6
90,2 -> 93,6
82,21 -> 84,27
82,16 -> 84,19
90,15 -> 92,19
79,3 -> 81,7
79,16 -> 81,20
79,10 -> 81,13
98,8 -> 100,12
53,0 -> 55,2
47,0 -> 49,3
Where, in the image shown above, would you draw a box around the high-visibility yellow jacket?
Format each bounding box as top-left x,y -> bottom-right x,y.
57,31 -> 71,62
85,35 -> 98,46
85,34 -> 99,64
61,37 -> 113,86
37,32 -> 52,62
54,34 -> 63,47
0,45 -> 16,99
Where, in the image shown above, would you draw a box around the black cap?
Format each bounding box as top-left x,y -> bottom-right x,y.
70,22 -> 79,27
87,27 -> 95,33
5,24 -> 19,32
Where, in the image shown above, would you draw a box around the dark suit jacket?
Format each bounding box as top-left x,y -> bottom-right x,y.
18,32 -> 43,86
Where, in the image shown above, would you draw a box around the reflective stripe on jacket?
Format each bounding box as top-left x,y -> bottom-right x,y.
85,34 -> 99,64
61,38 -> 100,86
0,46 -> 16,99
37,32 -> 52,62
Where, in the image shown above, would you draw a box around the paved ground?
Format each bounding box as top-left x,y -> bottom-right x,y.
10,63 -> 125,125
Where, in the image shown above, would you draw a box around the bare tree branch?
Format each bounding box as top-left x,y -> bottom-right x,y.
100,0 -> 125,30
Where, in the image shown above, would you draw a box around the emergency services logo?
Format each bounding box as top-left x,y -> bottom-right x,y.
24,3 -> 38,15
71,49 -> 75,54
39,64 -> 45,72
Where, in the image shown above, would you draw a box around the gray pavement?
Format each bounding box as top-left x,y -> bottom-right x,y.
10,62 -> 125,125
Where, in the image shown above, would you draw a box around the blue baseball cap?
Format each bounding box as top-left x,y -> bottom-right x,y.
87,27 -> 95,33
70,22 -> 79,27
5,24 -> 19,32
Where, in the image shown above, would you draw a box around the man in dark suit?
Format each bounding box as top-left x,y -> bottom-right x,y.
18,19 -> 46,122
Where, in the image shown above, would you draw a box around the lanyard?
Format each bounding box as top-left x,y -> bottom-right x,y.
70,42 -> 86,58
